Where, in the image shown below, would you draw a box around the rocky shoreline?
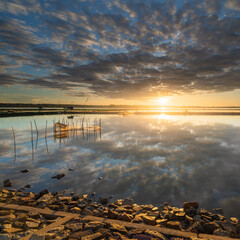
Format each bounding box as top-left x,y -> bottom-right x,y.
0,187 -> 239,239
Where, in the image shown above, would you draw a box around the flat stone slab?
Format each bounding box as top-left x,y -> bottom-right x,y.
0,202 -> 238,240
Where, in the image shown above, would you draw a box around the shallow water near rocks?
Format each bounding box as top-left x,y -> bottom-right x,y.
0,114 -> 240,218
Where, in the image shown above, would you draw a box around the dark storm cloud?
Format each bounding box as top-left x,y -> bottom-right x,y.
0,0 -> 240,98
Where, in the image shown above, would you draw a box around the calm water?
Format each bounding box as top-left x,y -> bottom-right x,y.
0,114 -> 240,218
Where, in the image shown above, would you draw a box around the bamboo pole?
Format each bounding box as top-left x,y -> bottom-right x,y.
11,127 -> 16,163
45,120 -> 49,155
30,122 -> 34,161
34,119 -> 38,135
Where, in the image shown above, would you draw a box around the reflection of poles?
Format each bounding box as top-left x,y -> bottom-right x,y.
45,120 -> 49,155
34,118 -> 39,150
11,127 -> 16,163
30,122 -> 34,161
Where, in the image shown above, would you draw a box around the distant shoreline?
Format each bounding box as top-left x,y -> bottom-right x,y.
1,110 -> 240,118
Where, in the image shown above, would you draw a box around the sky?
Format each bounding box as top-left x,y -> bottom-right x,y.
0,0 -> 240,106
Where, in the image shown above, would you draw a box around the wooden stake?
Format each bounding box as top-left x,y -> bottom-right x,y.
11,127 -> 16,163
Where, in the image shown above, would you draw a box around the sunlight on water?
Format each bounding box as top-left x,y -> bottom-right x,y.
0,114 -> 240,218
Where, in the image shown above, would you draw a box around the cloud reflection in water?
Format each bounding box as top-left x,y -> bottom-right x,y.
0,115 -> 240,218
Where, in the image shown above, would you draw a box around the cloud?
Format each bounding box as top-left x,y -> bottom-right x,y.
0,0 -> 240,100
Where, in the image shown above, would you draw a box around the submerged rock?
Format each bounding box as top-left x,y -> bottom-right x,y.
3,179 -> 13,188
52,174 -> 65,180
20,169 -> 29,173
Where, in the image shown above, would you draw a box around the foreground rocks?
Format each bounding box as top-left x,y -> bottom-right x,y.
0,188 -> 239,239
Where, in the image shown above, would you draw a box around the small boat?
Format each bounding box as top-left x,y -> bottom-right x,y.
67,115 -> 74,119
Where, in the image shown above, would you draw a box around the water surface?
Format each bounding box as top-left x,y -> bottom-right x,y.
0,114 -> 240,218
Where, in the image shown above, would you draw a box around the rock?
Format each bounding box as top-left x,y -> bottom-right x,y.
128,229 -> 145,236
0,214 -> 16,223
166,221 -> 182,230
65,222 -> 83,232
81,232 -> 103,240
109,223 -> 127,234
84,221 -> 106,230
52,174 -> 65,180
0,234 -> 11,240
92,209 -> 101,216
35,189 -> 49,200
133,215 -> 143,223
145,229 -> 167,240
13,221 -> 25,228
131,234 -> 152,240
230,217 -> 239,225
0,210 -> 12,216
211,208 -> 224,215
236,223 -> 240,234
24,184 -> 31,188
69,168 -> 74,171
185,207 -> 197,217
156,219 -> 168,226
70,207 -> 81,213
108,209 -> 118,219
221,222 -> 236,235
175,212 -> 185,220
24,221 -> 40,229
98,177 -> 102,180
1,224 -> 12,233
122,198 -> 133,205
141,204 -> 153,211
36,193 -> 53,203
213,228 -> 231,237
183,202 -> 199,211
121,212 -> 132,222
99,197 -> 108,204
20,169 -> 29,173
3,179 -> 13,188
203,221 -> 220,234
141,215 -> 156,225
29,234 -> 45,240
82,208 -> 94,216
96,228 -> 112,238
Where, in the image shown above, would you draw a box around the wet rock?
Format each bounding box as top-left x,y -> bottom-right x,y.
230,217 -> 239,225
20,169 -> 29,173
36,193 -> 53,204
183,202 -> 199,211
122,198 -> 133,205
35,189 -> 49,200
98,177 -> 102,180
141,205 -> 153,211
203,221 -> 220,234
24,184 -> 31,188
13,221 -> 25,228
211,208 -> 224,215
108,209 -> 118,219
69,168 -> 74,171
166,221 -> 182,230
3,180 -> 13,188
52,174 -> 65,180
109,223 -> 127,234
141,215 -> 156,225
92,209 -> 101,217
99,197 -> 108,204
236,223 -> 240,234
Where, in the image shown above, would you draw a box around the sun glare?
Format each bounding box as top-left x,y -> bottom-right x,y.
156,97 -> 170,105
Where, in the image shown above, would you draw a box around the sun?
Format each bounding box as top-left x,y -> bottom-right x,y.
156,97 -> 170,105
